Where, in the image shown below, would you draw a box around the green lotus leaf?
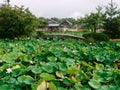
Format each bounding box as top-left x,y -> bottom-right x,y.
2,53 -> 15,63
96,64 -> 104,70
88,79 -> 101,89
31,67 -> 42,74
0,84 -> 11,90
58,87 -> 67,90
17,75 -> 34,85
56,71 -> 64,78
57,62 -> 67,71
42,63 -> 55,73
99,85 -> 120,90
66,66 -> 79,74
75,83 -> 90,90
47,56 -> 57,62
63,77 -> 71,85
49,82 -> 57,90
95,55 -> 105,62
12,69 -> 22,77
40,73 -> 55,81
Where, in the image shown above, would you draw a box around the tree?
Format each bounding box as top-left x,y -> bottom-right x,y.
77,6 -> 104,32
38,17 -> 48,28
3,0 -> 10,5
103,0 -> 120,38
51,17 -> 62,23
7,0 -> 10,5
0,5 -> 39,39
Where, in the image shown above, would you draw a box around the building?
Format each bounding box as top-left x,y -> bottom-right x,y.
47,19 -> 61,31
60,20 -> 72,27
47,19 -> 72,31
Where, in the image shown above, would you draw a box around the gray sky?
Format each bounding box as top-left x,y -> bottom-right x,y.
0,0 -> 120,18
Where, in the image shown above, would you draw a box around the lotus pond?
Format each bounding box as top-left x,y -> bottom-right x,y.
0,38 -> 120,90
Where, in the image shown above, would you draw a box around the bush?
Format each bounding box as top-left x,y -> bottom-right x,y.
0,5 -> 39,39
31,31 -> 45,38
83,32 -> 109,42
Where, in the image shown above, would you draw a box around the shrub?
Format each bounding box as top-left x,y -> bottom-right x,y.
31,31 -> 45,38
0,5 -> 39,39
83,32 -> 109,42
84,37 -> 95,43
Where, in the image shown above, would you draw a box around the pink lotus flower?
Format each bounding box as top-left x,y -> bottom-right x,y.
6,68 -> 12,74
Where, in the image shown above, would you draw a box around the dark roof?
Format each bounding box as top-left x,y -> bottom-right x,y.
60,20 -> 72,26
47,19 -> 60,27
47,19 -> 72,27
48,19 -> 59,24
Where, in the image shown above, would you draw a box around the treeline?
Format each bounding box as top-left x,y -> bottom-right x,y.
38,1 -> 120,39
77,1 -> 120,38
0,0 -> 120,39
37,17 -> 77,29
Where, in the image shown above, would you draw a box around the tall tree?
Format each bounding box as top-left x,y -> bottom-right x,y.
77,6 -> 104,32
7,0 -> 10,5
103,0 -> 120,38
4,0 -> 10,5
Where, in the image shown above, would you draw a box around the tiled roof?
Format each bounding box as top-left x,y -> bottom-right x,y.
47,19 -> 72,27
48,19 -> 59,24
48,24 -> 60,27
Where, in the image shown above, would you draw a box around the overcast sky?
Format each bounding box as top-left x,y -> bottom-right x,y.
0,0 -> 120,18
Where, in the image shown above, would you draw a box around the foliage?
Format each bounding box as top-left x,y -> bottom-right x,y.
77,1 -> 120,38
83,32 -> 110,42
77,6 -> 104,32
50,17 -> 63,23
38,17 -> 48,28
0,5 -> 39,39
31,31 -> 45,38
78,1 -> 120,38
103,1 -> 120,38
4,0 -> 10,5
0,38 -> 120,89
46,31 -> 84,37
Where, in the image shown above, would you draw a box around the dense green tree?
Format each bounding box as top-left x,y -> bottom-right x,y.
38,17 -> 48,28
0,5 -> 39,39
103,0 -> 120,38
77,6 -> 104,32
81,14 -> 102,32
51,17 -> 62,23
